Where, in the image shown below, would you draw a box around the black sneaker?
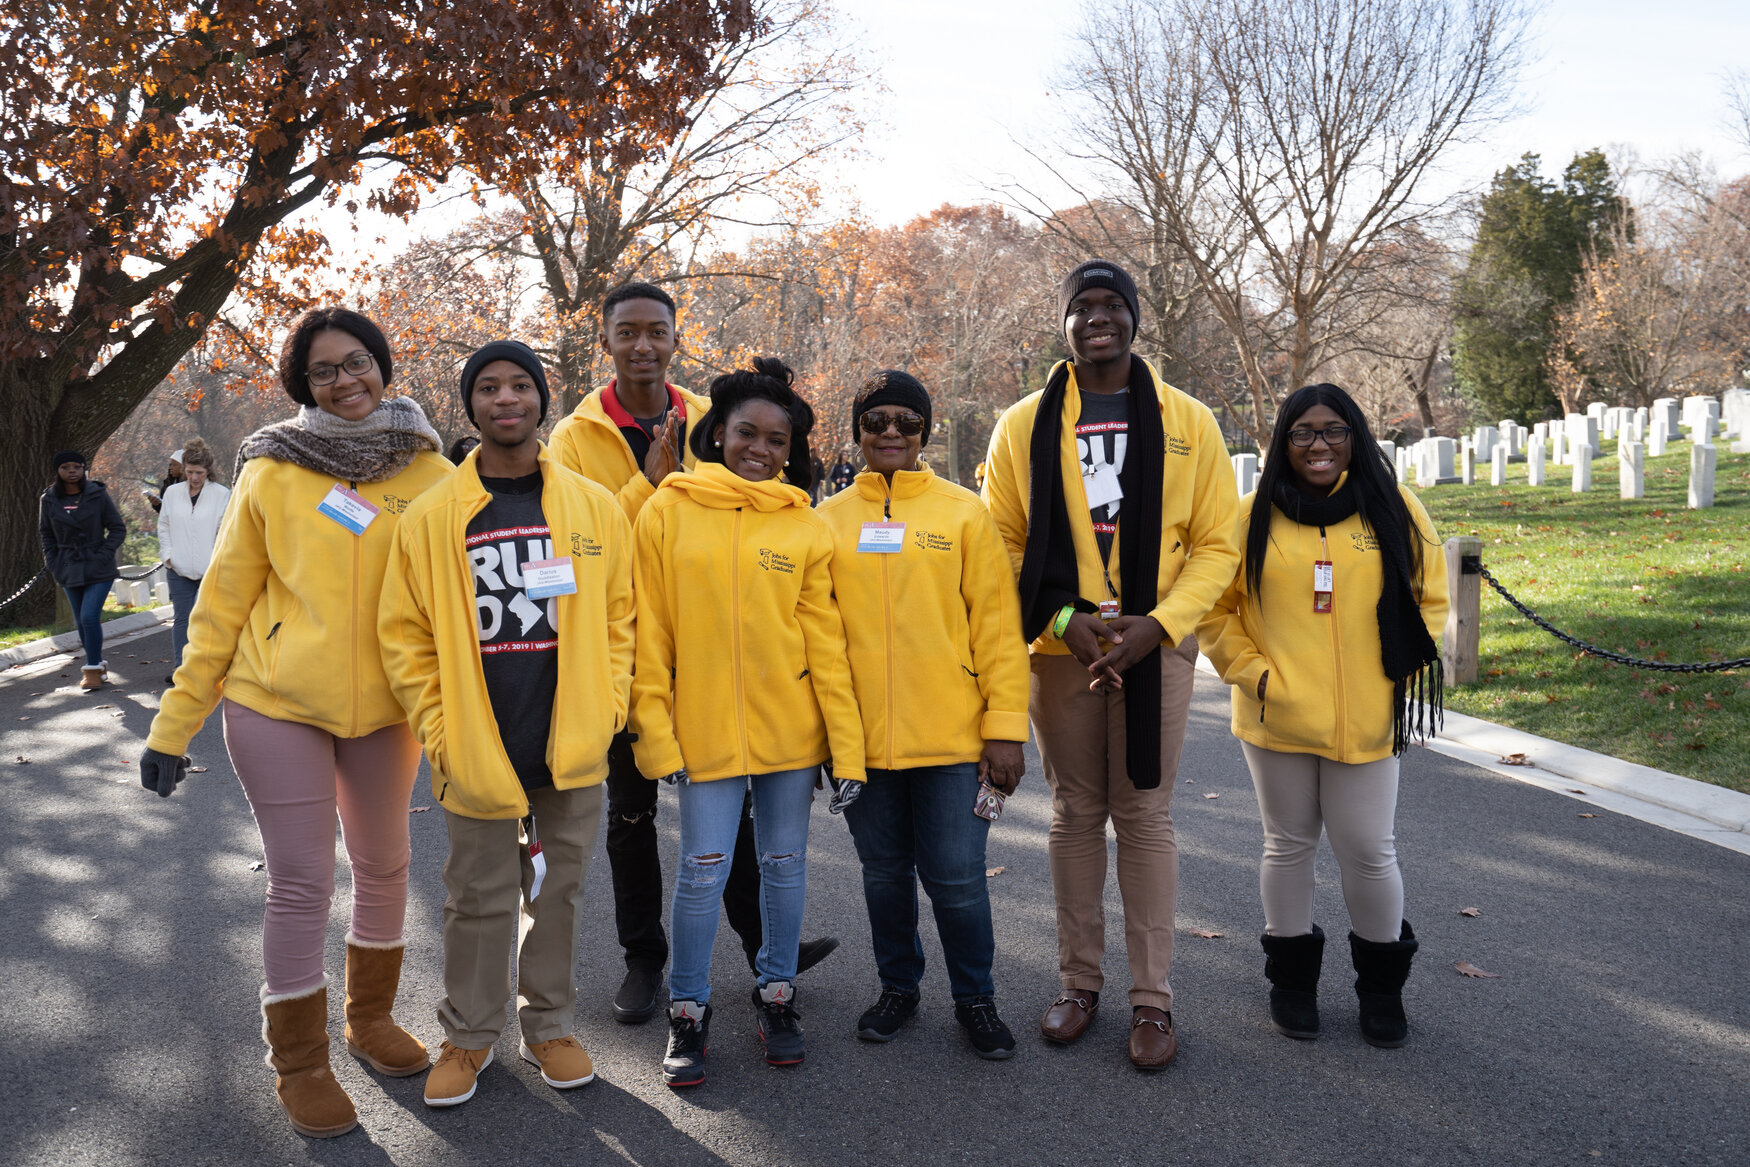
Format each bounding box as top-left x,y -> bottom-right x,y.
753,981 -> 805,1066
796,935 -> 840,975
955,996 -> 1017,1060
614,965 -> 663,1024
856,988 -> 920,1042
662,1000 -> 710,1087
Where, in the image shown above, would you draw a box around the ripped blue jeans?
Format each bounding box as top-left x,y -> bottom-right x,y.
668,767 -> 817,1005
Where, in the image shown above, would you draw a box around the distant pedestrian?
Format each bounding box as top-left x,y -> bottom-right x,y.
139,306 -> 452,1139
446,434 -> 479,465
1198,382 -> 1448,1048
829,450 -> 856,495
143,448 -> 186,513
158,437 -> 230,683
39,450 -> 127,692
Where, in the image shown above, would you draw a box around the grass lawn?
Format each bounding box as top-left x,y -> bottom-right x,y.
1414,437 -> 1749,792
0,601 -> 157,651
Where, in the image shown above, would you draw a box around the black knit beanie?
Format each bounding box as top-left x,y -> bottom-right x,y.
52,450 -> 86,469
1058,259 -> 1140,341
459,341 -> 550,428
852,370 -> 932,447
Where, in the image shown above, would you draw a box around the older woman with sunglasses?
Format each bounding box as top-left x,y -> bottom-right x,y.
818,371 -> 1031,1060
1197,384 -> 1447,1049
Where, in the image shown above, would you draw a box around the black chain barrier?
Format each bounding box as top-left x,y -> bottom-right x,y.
117,561 -> 164,580
0,567 -> 48,616
1477,563 -> 1750,674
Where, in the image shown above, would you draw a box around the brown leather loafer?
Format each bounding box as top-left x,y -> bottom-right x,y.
1040,992 -> 1099,1044
1129,1007 -> 1177,1070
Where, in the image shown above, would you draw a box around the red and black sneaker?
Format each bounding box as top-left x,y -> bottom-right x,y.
662,1000 -> 710,1087
753,981 -> 805,1067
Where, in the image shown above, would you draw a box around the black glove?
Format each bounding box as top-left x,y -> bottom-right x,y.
140,748 -> 189,798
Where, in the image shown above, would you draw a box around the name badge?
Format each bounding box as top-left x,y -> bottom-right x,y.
857,521 -> 905,553
527,840 -> 547,902
1313,560 -> 1334,613
1098,599 -> 1121,621
524,558 -> 577,600
317,485 -> 380,535
1083,462 -> 1124,510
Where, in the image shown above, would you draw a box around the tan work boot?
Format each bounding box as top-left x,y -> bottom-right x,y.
519,1035 -> 596,1089
260,981 -> 358,1138
424,1042 -> 493,1108
79,665 -> 103,692
342,935 -> 429,1076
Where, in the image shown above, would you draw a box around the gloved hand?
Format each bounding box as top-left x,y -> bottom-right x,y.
139,748 -> 189,798
827,775 -> 862,815
659,768 -> 689,786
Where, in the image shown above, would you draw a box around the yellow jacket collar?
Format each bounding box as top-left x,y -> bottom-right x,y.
852,461 -> 935,501
453,441 -> 560,505
670,460 -> 809,512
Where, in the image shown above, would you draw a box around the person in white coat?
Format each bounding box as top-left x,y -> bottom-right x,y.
158,437 -> 231,682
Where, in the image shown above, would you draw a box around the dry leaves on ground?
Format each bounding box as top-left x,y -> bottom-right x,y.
985,866 -> 1006,877
15,756 -> 29,764
1568,788 -> 1586,795
410,805 -> 431,813
1202,792 -> 1220,800
1455,961 -> 1500,979
1459,907 -> 1481,918
1578,813 -> 1598,818
189,766 -> 207,773
1188,928 -> 1223,939
1498,753 -> 1533,766
248,861 -> 265,872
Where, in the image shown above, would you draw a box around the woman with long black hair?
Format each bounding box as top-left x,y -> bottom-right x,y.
1197,383 -> 1448,1049
39,450 -> 127,692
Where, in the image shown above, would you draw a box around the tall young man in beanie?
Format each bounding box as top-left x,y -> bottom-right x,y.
548,282 -> 837,1024
982,260 -> 1240,1069
380,340 -> 635,1107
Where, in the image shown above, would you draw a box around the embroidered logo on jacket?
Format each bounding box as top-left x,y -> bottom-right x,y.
1164,434 -> 1192,457
911,529 -> 954,552
757,548 -> 797,574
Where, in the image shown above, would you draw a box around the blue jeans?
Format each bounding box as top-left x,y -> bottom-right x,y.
62,583 -> 108,666
669,767 -> 816,1004
168,572 -> 201,667
843,763 -> 995,1002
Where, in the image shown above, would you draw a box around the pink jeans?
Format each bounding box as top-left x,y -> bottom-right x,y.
224,701 -> 421,995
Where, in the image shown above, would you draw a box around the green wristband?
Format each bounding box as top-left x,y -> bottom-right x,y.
1051,605 -> 1075,639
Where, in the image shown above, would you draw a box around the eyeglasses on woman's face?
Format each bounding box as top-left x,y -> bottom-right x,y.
306,351 -> 376,387
858,410 -> 926,437
1287,424 -> 1351,448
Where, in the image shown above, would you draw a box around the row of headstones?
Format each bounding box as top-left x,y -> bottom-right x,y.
1228,388 -> 1748,509
110,567 -> 170,609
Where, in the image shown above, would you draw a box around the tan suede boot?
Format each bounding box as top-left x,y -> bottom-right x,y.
260,981 -> 358,1138
79,665 -> 103,692
343,934 -> 429,1076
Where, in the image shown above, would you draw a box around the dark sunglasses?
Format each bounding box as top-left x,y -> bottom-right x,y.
859,410 -> 926,437
1287,425 -> 1351,447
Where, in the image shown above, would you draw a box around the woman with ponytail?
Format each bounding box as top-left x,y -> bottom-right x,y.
1197,383 -> 1448,1050
630,356 -> 864,1086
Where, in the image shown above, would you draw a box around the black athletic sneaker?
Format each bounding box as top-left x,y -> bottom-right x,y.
753,981 -> 805,1066
796,935 -> 841,975
662,1000 -> 710,1087
955,996 -> 1017,1060
856,987 -> 920,1042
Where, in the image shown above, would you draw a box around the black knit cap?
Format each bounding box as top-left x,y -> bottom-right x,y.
852,370 -> 932,446
52,450 -> 86,469
1058,259 -> 1140,341
459,340 -> 549,428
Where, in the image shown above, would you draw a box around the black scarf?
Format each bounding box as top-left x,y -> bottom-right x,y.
1270,477 -> 1443,754
1017,355 -> 1167,788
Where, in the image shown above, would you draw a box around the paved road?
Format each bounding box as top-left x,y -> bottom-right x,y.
2,627 -> 1747,1167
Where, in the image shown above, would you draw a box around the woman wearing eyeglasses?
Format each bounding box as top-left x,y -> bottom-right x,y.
140,307 -> 452,1137
818,371 -> 1030,1060
1196,384 -> 1447,1049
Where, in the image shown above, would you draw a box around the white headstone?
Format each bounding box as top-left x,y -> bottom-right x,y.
1682,395 -> 1714,433
1628,411 -> 1645,443
1377,440 -> 1396,474
1649,419 -> 1669,457
1550,424 -> 1566,465
1527,436 -> 1546,486
1653,397 -> 1681,435
1619,440 -> 1644,500
1232,452 -> 1258,496
1490,444 -> 1508,486
1600,409 -> 1618,440
1433,437 -> 1456,480
1689,442 -> 1716,509
1571,444 -> 1593,492
1721,388 -> 1750,439
110,580 -> 132,606
1473,426 -> 1498,462
1587,401 -> 1608,423
1461,445 -> 1475,485
1395,446 -> 1411,484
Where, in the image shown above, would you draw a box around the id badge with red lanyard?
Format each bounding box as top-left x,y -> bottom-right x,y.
1313,528 -> 1334,614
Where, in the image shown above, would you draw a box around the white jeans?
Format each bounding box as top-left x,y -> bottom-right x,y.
1239,742 -> 1404,943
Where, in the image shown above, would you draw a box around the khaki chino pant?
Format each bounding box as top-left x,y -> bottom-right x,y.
438,783 -> 603,1048
1029,635 -> 1198,1012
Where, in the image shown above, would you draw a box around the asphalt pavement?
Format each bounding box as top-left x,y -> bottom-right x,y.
2,627 -> 1747,1167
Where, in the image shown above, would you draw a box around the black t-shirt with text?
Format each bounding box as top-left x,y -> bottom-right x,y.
1076,388 -> 1129,563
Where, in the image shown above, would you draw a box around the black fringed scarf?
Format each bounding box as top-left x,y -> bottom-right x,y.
1269,478 -> 1443,754
1017,356 -> 1167,788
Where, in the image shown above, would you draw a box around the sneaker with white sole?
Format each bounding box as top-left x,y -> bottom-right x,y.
663,1000 -> 711,1087
753,981 -> 804,1067
424,1042 -> 493,1107
519,1035 -> 595,1088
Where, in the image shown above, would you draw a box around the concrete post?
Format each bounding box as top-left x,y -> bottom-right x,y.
1442,535 -> 1482,687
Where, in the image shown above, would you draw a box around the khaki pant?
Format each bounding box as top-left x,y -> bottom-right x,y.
438,783 -> 603,1048
1029,635 -> 1198,1011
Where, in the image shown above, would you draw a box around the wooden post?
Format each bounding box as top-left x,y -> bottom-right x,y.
52,581 -> 73,635
1442,535 -> 1482,685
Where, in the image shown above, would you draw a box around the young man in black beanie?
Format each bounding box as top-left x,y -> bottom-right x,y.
547,282 -> 838,1024
982,260 -> 1240,1070
381,340 -> 634,1107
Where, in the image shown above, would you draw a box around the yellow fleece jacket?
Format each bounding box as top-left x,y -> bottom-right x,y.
145,452 -> 453,755
818,464 -> 1030,769
377,445 -> 635,820
548,381 -> 712,524
631,461 -> 865,784
1195,481 -> 1450,763
981,360 -> 1242,652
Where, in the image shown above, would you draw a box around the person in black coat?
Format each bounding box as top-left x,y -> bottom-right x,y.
39,450 -> 127,692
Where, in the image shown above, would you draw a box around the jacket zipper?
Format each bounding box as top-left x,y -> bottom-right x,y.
881,488 -> 895,769
350,480 -> 361,737
731,507 -> 748,775
1321,524 -> 1347,757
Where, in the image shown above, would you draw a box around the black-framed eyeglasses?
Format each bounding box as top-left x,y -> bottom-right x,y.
859,410 -> 926,437
1287,425 -> 1351,448
306,351 -> 376,387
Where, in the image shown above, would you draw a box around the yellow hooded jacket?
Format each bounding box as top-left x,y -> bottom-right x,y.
818,464 -> 1030,769
548,381 -> 712,524
145,451 -> 452,756
1195,480 -> 1450,764
377,445 -> 635,820
631,461 -> 865,784
981,360 -> 1242,652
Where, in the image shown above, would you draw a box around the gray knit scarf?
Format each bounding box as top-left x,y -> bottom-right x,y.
235,397 -> 442,483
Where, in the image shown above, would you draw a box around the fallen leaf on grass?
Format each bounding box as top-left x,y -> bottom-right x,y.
1459,907 -> 1481,918
1498,753 -> 1533,766
248,861 -> 265,872
409,805 -> 431,813
1455,961 -> 1500,979
1578,813 -> 1598,819
1188,928 -> 1223,939
985,866 -> 1006,877
1202,792 -> 1221,800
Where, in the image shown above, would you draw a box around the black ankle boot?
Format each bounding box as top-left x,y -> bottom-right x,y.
1349,920 -> 1418,1048
1260,925 -> 1324,1039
